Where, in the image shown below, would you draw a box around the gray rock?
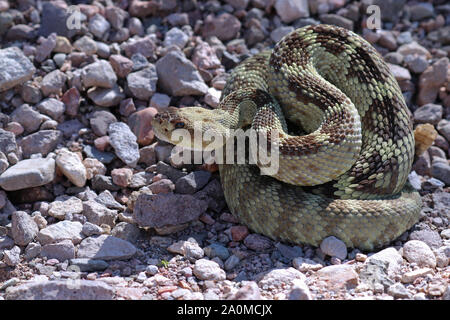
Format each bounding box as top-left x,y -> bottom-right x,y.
77,235 -> 136,261
259,267 -> 306,290
193,259 -> 226,281
0,47 -> 35,91
3,245 -> 20,266
243,234 -> 273,251
387,283 -> 412,299
288,278 -> 312,300
81,60 -> 117,89
11,211 -> 39,246
155,50 -> 208,96
365,247 -> 403,276
82,200 -> 118,228
275,243 -> 303,260
320,236 -> 347,260
408,171 -> 422,190
83,145 -> 116,165
224,254 -> 240,271
359,258 -> 394,290
409,2 -> 434,21
175,171 -> 211,194
127,65 -> 158,100
163,27 -> 189,49
0,236 -> 14,250
91,175 -> 120,191
36,98 -> 65,120
82,222 -> 104,237
69,258 -> 109,272
403,240 -> 436,268
414,104 -> 443,125
108,122 -> 140,167
40,240 -> 75,261
5,280 -> 114,300
204,243 -> 230,260
10,104 -> 43,133
373,0 -> 406,22
41,70 -> 67,96
270,26 -> 294,43
0,129 -> 18,159
431,162 -> 450,186
155,161 -> 187,181
25,242 -> 41,260
409,229 -> 442,249
111,222 -> 141,243
404,54 -> 428,74
57,119 -> 84,139
133,193 -> 208,228
274,0 -> 309,23
87,85 -> 125,107
39,2 -> 76,37
89,13 -> 110,39
19,130 -> 63,158
90,110 -> 118,137
73,36 -> 97,55
37,220 -> 84,245
95,190 -> 125,210
319,14 -> 353,30
48,196 -> 83,220
0,158 -> 55,191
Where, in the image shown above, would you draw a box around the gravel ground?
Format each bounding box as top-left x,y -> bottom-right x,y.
0,0 -> 449,300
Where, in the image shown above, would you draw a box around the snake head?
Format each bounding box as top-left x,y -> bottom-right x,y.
151,107 -> 230,151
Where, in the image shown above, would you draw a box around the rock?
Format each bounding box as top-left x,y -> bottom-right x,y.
388,63 -> 411,81
5,280 -> 115,300
384,52 -> 403,65
37,220 -> 84,245
409,2 -> 434,21
414,104 -> 443,125
19,130 -> 62,158
119,98 -> 136,117
73,36 -> 97,55
82,200 -> 117,228
163,27 -> 189,49
404,54 -> 428,74
320,14 -> 353,30
128,107 -> 158,146
129,172 -> 154,189
133,193 -> 208,228
150,93 -> 171,111
403,240 -> 436,268
0,47 -> 35,91
431,162 -> 450,186
127,66 -> 158,101
202,13 -> 241,41
0,236 -> 14,250
193,259 -> 226,281
230,226 -> 249,242
91,175 -> 120,191
39,1 -> 75,38
37,98 -> 65,120
111,222 -> 141,243
40,240 -> 75,261
11,211 -> 39,246
36,33 -> 57,63
123,36 -> 157,60
397,42 -> 431,59
224,254 -> 240,271
69,258 -> 108,272
288,278 -> 312,300
108,122 -> 140,167
228,281 -> 261,300
372,0 -> 406,22
89,13 -> 110,39
87,85 -> 125,107
292,257 -> 323,272
366,247 -> 403,276
192,41 -> 221,70
56,149 -> 87,187
11,104 -> 43,134
82,222 -> 104,237
401,268 -> 434,284
48,196 -> 83,220
77,235 -> 137,261
111,168 -> 133,187
271,26 -> 294,43
109,54 -> 133,78
274,0 -> 309,23
316,264 -> 359,289
417,57 -> 449,106
320,236 -> 347,260
149,179 -> 175,194
155,50 -> 208,96
243,234 -> 272,251
25,242 -> 41,260
204,87 -> 221,108
90,111 -> 117,137
0,158 -> 55,191
175,171 -> 211,194
3,245 -> 20,266
387,283 -> 412,299
259,267 -> 305,289
81,60 -> 117,89
409,229 -> 442,249
41,70 -> 67,96
204,243 -> 230,261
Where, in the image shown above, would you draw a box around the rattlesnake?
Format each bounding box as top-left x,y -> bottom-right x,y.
152,24 -> 422,250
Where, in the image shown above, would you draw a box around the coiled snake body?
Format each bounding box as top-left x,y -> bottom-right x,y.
152,25 -> 422,250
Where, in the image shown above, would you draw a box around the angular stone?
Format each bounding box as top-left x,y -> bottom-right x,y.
127,66 -> 158,100
0,47 -> 35,91
19,130 -> 62,158
128,107 -> 158,146
69,258 -> 109,272
48,196 -> 83,220
193,259 -> 226,281
11,211 -> 39,246
403,240 -> 436,268
77,235 -> 136,261
83,200 -> 117,228
275,0 -> 309,23
81,60 -> 117,89
41,70 -> 67,96
56,149 -> 87,187
320,236 -> 347,260
316,264 -> 359,289
40,240 -> 76,261
10,104 -> 43,133
0,158 -> 55,191
36,98 -> 66,120
87,85 -> 125,107
108,122 -> 140,167
37,221 -> 84,245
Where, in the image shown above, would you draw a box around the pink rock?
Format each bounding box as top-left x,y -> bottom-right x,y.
120,98 -> 136,117
192,41 -> 221,70
83,158 -> 107,180
35,33 -> 57,63
4,122 -> 24,136
124,36 -> 157,59
418,57 -> 449,106
111,168 -> 133,187
231,225 -> 249,242
109,54 -> 133,78
149,179 -> 175,194
94,136 -> 110,151
202,13 -> 241,41
61,87 -> 81,117
128,107 -> 158,146
128,0 -> 159,17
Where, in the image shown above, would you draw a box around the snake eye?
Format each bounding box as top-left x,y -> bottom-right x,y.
174,121 -> 185,129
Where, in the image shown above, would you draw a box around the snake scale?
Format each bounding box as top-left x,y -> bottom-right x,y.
152,24 -> 422,250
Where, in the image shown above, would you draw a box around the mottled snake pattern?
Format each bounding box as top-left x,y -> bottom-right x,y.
152,24 -> 422,250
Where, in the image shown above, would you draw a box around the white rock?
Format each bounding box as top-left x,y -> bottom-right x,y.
288,278 -> 312,300
401,268 -> 434,283
403,240 -> 436,268
56,149 -> 87,187
292,257 -> 323,272
37,221 -> 84,245
274,0 -> 309,23
11,211 -> 39,246
193,259 -> 226,281
365,247 -> 403,276
0,158 -> 55,191
48,196 -> 83,220
204,87 -> 221,108
259,267 -> 306,290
